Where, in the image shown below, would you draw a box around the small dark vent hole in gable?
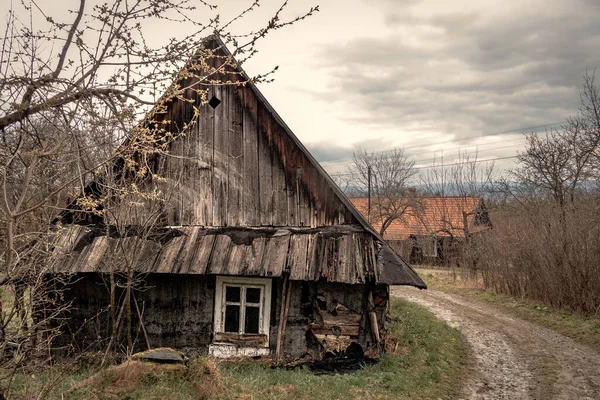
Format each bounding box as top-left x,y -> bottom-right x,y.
209,95 -> 221,109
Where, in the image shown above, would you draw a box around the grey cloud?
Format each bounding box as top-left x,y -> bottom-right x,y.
316,0 -> 600,139
305,142 -> 354,162
306,137 -> 397,163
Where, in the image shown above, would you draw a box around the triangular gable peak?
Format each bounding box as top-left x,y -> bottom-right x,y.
53,36 -> 425,288
132,36 -> 361,229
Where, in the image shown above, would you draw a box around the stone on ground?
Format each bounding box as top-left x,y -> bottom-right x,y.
131,347 -> 186,364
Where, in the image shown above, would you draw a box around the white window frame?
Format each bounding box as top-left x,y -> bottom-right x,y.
213,276 -> 272,347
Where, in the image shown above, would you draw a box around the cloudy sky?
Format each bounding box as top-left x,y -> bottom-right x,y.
5,0 -> 600,175
230,0 -> 600,174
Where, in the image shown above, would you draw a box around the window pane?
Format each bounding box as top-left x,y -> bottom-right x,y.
246,287 -> 261,304
245,306 -> 260,334
225,286 -> 240,302
224,305 -> 240,333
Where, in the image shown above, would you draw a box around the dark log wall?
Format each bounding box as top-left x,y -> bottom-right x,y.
115,39 -> 358,228
141,274 -> 215,348
60,273 -> 215,352
56,273 -> 386,356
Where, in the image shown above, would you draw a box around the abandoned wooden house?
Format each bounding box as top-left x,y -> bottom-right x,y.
47,36 -> 425,359
350,195 -> 490,265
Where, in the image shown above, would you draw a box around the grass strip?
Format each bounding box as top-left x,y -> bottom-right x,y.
5,298 -> 467,399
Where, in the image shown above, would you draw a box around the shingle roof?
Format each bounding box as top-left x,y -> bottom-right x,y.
349,196 -> 483,240
49,225 -> 425,286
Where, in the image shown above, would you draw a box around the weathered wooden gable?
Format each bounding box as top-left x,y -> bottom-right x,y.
50,37 -> 426,289
143,38 -> 357,228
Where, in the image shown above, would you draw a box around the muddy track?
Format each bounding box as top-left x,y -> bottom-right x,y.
391,287 -> 600,400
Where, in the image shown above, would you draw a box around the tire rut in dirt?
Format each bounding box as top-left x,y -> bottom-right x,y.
391,287 -> 600,400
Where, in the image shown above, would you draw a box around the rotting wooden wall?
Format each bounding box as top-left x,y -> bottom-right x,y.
273,280 -> 388,357
56,273 -> 387,356
58,273 -> 216,353
112,38 -> 358,229
389,236 -> 464,266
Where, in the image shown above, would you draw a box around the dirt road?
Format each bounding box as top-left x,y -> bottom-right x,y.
391,286 -> 600,400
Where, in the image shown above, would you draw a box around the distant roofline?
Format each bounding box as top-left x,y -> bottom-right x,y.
348,195 -> 482,200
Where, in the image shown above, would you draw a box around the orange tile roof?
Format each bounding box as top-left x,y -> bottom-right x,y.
349,196 -> 483,240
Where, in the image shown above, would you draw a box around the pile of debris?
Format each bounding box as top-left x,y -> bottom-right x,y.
279,343 -> 379,375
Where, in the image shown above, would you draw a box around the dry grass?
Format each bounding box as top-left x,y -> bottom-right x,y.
6,298 -> 467,399
6,358 -> 218,399
188,357 -> 225,399
472,202 -> 600,314
67,360 -> 189,398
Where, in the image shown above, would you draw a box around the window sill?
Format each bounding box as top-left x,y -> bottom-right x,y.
213,332 -> 268,347
209,343 -> 271,358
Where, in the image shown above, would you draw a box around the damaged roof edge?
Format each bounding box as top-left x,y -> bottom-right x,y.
212,36 -> 426,290
379,245 -> 427,289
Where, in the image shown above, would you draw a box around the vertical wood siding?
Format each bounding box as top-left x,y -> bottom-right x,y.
128,40 -> 357,229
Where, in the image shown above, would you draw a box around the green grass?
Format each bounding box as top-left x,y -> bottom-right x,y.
4,298 -> 467,399
416,267 -> 600,352
221,299 -> 467,400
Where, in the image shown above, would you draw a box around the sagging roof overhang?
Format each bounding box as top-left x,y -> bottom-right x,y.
49,225 -> 426,287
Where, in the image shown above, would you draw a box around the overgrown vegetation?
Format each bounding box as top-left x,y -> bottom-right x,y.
471,72 -> 600,314
4,298 -> 467,399
418,268 -> 600,352
343,71 -> 600,316
473,200 -> 600,313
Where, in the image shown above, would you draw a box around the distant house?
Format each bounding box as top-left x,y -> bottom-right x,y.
46,36 -> 425,360
350,195 -> 490,265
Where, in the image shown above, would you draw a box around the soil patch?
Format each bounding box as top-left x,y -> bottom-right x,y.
392,286 -> 600,399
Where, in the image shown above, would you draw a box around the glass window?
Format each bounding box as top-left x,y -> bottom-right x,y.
221,283 -> 265,335
244,306 -> 260,334
224,305 -> 240,333
226,286 -> 241,302
246,287 -> 261,304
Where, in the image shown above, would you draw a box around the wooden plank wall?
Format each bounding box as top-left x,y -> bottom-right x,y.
171,85 -> 356,228
126,40 -> 358,229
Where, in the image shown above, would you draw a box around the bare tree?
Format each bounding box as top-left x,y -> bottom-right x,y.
0,0 -> 317,391
349,148 -> 417,235
512,71 -> 600,207
473,71 -> 600,313
418,152 -> 495,268
0,0 -> 319,131
420,152 -> 496,198
91,155 -> 181,361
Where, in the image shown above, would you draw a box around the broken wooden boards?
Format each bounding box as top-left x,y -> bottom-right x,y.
49,225 -> 381,285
